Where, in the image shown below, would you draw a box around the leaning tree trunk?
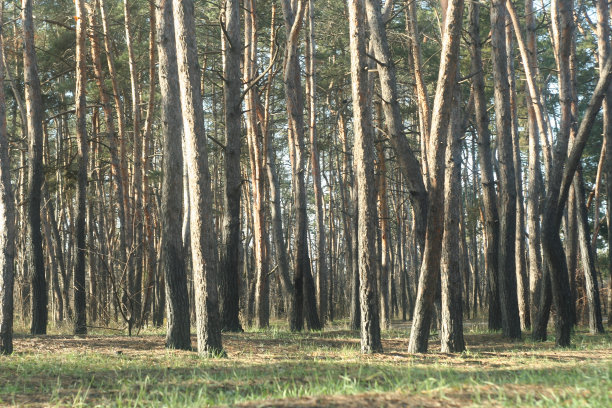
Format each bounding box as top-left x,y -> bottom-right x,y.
0,1 -> 16,354
573,165 -> 605,333
408,0 -> 464,353
507,22 -> 530,330
73,0 -> 88,336
22,0 -> 47,335
468,0 -> 502,331
596,0 -> 612,328
173,0 -> 223,355
219,0 -> 243,333
347,0 -> 382,354
541,8 -> 612,346
157,0 -> 191,350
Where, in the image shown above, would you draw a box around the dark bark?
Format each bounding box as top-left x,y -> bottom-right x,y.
468,0 -> 502,331
157,0 -> 191,350
23,0 -> 47,335
219,0 -> 243,333
490,0 -> 521,339
73,0 -> 88,336
347,0 -> 382,353
0,2 -> 15,353
173,0 -> 223,355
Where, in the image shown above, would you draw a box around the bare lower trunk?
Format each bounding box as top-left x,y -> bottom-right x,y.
22,0 -> 47,335
347,0 -> 382,353
157,0 -> 190,350
173,0 -> 223,355
440,87 -> 465,353
74,0 -> 88,336
468,0 -> 501,331
219,0 -> 243,333
0,2 -> 16,353
408,0 -> 464,353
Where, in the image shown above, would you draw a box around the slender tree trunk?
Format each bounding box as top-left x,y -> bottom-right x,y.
219,0 -> 243,333
524,0 -> 545,333
73,0 -> 88,336
468,0 -> 502,331
306,0 -> 328,326
22,0 -> 47,335
574,167 -> 605,333
244,0 -> 270,329
0,1 -> 15,354
595,0 -> 612,328
507,22 -> 530,330
440,86 -> 465,353
157,0 -> 190,350
173,0 -> 223,355
347,0 -> 382,353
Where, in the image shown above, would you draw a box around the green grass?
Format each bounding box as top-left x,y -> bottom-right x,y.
1,321 -> 611,407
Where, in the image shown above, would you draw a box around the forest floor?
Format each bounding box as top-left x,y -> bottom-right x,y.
1,319 -> 611,407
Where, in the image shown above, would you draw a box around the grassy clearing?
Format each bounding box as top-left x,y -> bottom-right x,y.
1,320 -> 611,407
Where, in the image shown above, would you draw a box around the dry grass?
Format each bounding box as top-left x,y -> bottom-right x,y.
1,320 -> 611,407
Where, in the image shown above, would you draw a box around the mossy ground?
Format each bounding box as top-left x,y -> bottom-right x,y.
1,319 -> 611,407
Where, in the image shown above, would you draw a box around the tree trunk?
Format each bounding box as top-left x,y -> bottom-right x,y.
468,0 -> 502,331
408,0 -> 464,353
490,0 -> 521,339
306,0 -> 328,326
281,0 -> 321,331
574,167 -> 605,333
173,0 -> 223,355
541,7 -> 612,346
22,0 -> 47,335
524,0 -> 545,333
440,86 -> 465,353
157,0 -> 191,350
219,0 -> 243,333
0,1 -> 16,353
73,0 -> 88,336
507,22 -> 530,331
595,0 -> 612,328
347,0 -> 382,353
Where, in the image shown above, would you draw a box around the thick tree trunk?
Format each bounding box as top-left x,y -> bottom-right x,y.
22,0 -> 47,335
440,87 -> 465,353
173,0 -> 223,355
157,0 -> 190,350
491,0 -> 521,339
347,0 -> 382,353
468,0 -> 502,331
0,2 -> 15,353
73,0 -> 88,336
281,0 -> 321,331
219,0 -> 243,333
408,0 -> 464,353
